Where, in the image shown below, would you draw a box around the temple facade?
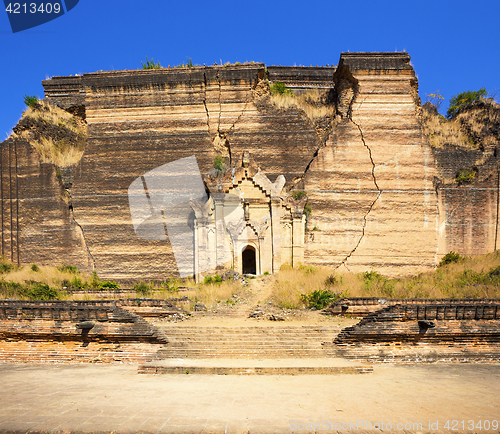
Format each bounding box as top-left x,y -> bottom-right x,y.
192,152 -> 307,280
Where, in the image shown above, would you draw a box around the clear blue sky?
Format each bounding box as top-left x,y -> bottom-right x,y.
1,0 -> 499,139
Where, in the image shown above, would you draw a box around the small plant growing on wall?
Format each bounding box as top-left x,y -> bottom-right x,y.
291,191 -> 307,200
447,88 -> 487,118
270,81 -> 294,96
213,155 -> 226,176
455,168 -> 477,185
141,56 -> 162,69
23,94 -> 38,108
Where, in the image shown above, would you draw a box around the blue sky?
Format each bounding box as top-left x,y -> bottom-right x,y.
1,0 -> 499,139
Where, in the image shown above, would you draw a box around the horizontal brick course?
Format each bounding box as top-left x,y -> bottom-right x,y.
0,300 -> 168,364
333,302 -> 500,363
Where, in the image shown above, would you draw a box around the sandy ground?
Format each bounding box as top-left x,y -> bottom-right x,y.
0,363 -> 499,433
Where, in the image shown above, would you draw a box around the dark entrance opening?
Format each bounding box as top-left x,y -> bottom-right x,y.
242,246 -> 256,275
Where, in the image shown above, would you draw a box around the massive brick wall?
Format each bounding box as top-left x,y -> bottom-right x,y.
303,53 -> 438,276
0,137 -> 89,269
0,52 -> 496,281
47,65 -> 323,280
333,302 -> 500,362
0,300 -> 168,363
434,147 -> 500,256
267,66 -> 336,94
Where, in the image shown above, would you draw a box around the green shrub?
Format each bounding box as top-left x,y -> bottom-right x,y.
99,281 -> 120,290
26,282 -> 59,300
361,271 -> 395,297
447,88 -> 487,118
58,264 -> 79,274
61,276 -> 82,290
0,261 -> 15,273
141,56 -> 162,69
23,94 -> 38,108
69,276 -> 83,289
439,251 -> 463,267
324,274 -> 337,286
86,271 -> 101,289
30,264 -> 39,272
303,203 -> 312,219
160,281 -> 179,293
203,274 -> 222,285
455,168 -> 477,184
0,280 -> 24,298
300,289 -> 340,309
362,270 -> 384,281
270,81 -> 294,96
134,281 -> 151,296
213,155 -> 226,174
291,191 -> 307,200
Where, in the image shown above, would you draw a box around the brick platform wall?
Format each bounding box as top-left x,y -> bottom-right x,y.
332,303 -> 500,363
0,300 -> 168,364
323,297 -> 500,317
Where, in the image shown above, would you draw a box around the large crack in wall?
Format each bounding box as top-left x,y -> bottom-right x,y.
337,119 -> 382,270
202,72 -> 212,140
334,66 -> 382,269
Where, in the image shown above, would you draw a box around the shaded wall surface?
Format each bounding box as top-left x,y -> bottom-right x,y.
0,137 -> 89,269
434,146 -> 500,256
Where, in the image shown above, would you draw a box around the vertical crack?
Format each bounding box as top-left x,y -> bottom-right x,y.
71,206 -> 96,271
202,71 -> 211,139
337,119 -> 382,269
216,68 -> 222,136
352,120 -> 380,191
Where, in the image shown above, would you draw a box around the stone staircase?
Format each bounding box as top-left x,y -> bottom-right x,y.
158,325 -> 341,358
139,322 -> 373,375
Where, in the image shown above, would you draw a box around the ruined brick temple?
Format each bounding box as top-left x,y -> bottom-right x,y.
1,52 -> 499,281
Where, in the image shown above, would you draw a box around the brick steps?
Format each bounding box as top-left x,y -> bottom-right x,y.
138,365 -> 373,375
158,325 -> 342,359
138,324 -> 374,374
138,358 -> 373,375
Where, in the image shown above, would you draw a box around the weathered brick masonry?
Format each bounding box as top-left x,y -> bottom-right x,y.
332,302 -> 500,363
323,297 -> 500,317
1,52 -> 499,280
0,300 -> 169,363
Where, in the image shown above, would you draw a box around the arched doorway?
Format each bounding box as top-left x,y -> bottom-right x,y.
242,246 -> 257,275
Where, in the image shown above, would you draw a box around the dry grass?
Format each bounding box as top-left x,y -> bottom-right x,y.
24,103 -> 83,135
267,251 -> 500,307
269,264 -> 338,309
270,89 -> 335,123
182,280 -> 243,309
16,133 -> 85,167
421,110 -> 473,149
2,264 -> 85,286
2,251 -> 499,304
14,101 -> 86,167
